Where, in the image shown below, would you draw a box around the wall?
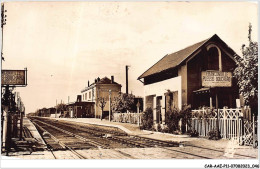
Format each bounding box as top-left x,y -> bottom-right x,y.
144,76 -> 182,110
178,64 -> 187,105
82,85 -> 95,102
187,52 -> 204,106
95,84 -> 121,118
187,42 -> 239,108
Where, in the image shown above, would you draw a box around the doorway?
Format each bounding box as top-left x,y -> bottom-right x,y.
156,96 -> 162,124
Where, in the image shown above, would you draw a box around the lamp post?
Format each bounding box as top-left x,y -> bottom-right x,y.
55,99 -> 57,118
136,101 -> 140,126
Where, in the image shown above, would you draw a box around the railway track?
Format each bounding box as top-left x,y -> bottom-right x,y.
29,117 -> 253,159
32,117 -> 179,149
33,121 -> 88,159
31,118 -> 138,159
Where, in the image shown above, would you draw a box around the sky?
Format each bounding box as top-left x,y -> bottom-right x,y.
1,1 -> 258,114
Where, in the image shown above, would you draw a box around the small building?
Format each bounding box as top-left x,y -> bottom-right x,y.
48,107 -> 56,115
66,95 -> 95,118
138,34 -> 239,125
81,76 -> 122,118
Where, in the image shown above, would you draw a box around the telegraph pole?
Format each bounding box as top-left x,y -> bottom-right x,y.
55,99 -> 57,118
1,3 -> 8,154
1,3 -> 7,66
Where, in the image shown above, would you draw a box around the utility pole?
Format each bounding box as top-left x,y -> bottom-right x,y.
55,99 -> 57,118
1,3 -> 7,66
1,3 -> 7,151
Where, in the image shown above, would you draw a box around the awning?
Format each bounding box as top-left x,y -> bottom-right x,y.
193,88 -> 210,94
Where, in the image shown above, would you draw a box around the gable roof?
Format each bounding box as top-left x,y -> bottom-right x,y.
96,76 -> 120,85
138,34 -> 237,79
81,76 -> 121,93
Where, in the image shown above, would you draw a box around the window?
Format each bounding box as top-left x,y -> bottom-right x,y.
85,93 -> 87,100
82,94 -> 84,100
207,46 -> 220,70
89,91 -> 91,99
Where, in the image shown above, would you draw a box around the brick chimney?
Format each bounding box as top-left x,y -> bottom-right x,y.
88,80 -> 90,87
111,76 -> 114,83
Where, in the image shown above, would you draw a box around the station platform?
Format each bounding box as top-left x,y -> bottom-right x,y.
22,117 -> 47,149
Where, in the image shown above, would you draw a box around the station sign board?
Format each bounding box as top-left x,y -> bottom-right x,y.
201,71 -> 232,87
1,69 -> 27,86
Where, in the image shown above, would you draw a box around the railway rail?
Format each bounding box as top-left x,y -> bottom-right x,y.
29,117 -> 254,159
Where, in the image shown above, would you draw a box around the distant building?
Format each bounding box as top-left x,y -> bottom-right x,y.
81,76 -> 122,118
138,34 -> 239,125
66,95 -> 95,118
48,108 -> 56,115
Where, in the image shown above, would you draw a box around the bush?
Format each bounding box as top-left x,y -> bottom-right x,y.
157,124 -> 162,132
165,104 -> 192,134
165,108 -> 180,133
140,107 -> 153,130
162,126 -> 169,133
189,130 -> 199,137
208,130 -> 221,140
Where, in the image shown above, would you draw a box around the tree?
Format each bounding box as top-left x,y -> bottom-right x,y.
234,23 -> 258,114
111,92 -> 135,113
56,103 -> 66,114
98,97 -> 107,120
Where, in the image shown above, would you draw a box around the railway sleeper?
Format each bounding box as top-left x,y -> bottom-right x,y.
134,136 -> 178,147
46,119 -> 127,136
112,137 -> 147,148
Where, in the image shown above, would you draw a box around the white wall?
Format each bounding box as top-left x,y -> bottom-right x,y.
144,76 -> 182,109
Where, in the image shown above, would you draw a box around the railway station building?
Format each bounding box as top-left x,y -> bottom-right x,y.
66,95 -> 95,118
138,34 -> 240,125
81,76 -> 122,119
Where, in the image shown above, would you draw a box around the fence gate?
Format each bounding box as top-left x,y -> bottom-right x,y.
190,108 -> 257,147
240,117 -> 258,147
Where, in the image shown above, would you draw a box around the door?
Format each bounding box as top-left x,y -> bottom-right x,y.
156,96 -> 162,124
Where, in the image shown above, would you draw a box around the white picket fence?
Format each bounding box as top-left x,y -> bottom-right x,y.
112,112 -> 143,124
190,107 -> 257,146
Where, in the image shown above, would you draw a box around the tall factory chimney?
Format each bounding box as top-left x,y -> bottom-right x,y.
126,65 -> 129,94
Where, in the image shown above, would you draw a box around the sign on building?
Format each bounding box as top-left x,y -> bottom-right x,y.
1,69 -> 27,86
201,71 -> 232,87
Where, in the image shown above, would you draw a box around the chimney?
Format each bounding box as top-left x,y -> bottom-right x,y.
77,95 -> 82,102
97,77 -> 100,82
88,80 -> 90,87
126,65 -> 129,94
111,76 -> 114,83
95,78 -> 97,83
